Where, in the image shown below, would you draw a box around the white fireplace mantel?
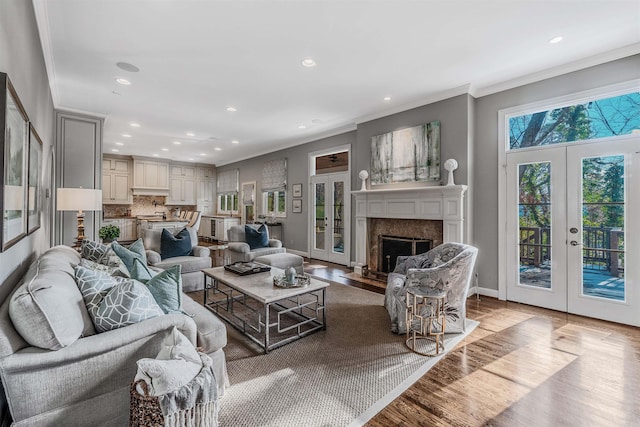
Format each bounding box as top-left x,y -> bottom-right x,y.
351,184 -> 467,275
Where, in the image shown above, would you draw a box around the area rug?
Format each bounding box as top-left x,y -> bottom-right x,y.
213,281 -> 478,427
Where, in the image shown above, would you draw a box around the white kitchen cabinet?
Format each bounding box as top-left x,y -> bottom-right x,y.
198,203 -> 215,216
102,218 -> 137,241
170,165 -> 196,179
132,159 -> 169,194
102,156 -> 132,204
212,217 -> 240,241
198,216 -> 212,239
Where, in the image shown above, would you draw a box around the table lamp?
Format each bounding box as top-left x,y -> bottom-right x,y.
56,187 -> 102,247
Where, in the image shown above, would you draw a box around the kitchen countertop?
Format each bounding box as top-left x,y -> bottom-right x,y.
139,217 -> 187,222
104,216 -> 187,222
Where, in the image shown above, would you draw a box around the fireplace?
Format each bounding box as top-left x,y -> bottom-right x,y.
352,185 -> 467,277
379,235 -> 432,273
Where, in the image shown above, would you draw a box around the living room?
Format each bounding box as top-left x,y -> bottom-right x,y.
1,1 -> 639,426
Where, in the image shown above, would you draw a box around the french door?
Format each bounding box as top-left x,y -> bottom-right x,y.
506,137 -> 639,326
310,172 -> 350,265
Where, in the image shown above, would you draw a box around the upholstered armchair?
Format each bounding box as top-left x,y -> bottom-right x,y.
384,242 -> 478,334
226,224 -> 285,263
141,226 -> 212,292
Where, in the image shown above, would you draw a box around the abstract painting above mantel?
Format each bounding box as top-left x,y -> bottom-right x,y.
370,121 -> 440,186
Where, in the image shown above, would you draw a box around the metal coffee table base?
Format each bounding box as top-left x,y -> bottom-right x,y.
204,278 -> 326,354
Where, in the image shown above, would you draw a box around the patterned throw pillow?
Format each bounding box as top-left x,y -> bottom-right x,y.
80,239 -> 110,262
79,258 -> 130,278
75,265 -> 164,333
112,239 -> 148,273
160,228 -> 192,260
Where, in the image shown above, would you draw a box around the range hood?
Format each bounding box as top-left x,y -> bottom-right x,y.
131,187 -> 170,196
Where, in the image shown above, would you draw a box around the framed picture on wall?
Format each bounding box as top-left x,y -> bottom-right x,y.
292,198 -> 302,213
292,183 -> 302,198
27,124 -> 43,234
1,73 -> 29,252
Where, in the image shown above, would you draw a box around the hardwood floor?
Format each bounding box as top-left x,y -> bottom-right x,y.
301,259 -> 640,427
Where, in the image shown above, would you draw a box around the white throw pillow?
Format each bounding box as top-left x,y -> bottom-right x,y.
134,327 -> 202,396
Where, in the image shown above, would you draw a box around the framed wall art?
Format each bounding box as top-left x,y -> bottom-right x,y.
292,198 -> 302,213
27,124 -> 42,234
1,73 -> 29,251
292,183 -> 302,198
370,120 -> 440,185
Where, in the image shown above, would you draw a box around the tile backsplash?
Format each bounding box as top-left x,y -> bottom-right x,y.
103,196 -> 196,217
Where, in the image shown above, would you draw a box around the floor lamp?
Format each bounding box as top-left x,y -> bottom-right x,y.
56,187 -> 102,247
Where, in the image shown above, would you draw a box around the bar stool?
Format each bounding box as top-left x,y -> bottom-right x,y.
405,287 -> 447,356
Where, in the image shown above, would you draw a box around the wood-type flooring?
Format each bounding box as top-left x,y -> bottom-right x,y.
202,247 -> 639,426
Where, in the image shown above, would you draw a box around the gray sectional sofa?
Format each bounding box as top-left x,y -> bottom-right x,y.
0,245 -> 227,426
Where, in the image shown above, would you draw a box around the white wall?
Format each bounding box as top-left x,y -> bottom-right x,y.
0,0 -> 55,300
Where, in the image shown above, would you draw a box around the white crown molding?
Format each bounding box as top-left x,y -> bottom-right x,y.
355,84 -> 472,125
56,106 -> 108,120
32,0 -> 58,106
472,42 -> 640,98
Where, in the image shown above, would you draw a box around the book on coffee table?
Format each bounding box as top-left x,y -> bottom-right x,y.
224,262 -> 271,276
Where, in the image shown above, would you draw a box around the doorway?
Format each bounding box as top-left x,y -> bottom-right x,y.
308,146 -> 351,266
505,137 -> 639,325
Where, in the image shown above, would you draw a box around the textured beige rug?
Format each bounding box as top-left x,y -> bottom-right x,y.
204,282 -> 477,427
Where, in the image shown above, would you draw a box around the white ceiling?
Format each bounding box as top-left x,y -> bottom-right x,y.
33,0 -> 640,166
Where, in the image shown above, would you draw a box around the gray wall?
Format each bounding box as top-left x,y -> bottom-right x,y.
473,54 -> 640,291
0,0 -> 55,300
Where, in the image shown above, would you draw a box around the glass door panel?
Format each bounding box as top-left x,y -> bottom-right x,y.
332,180 -> 344,254
518,162 -> 552,289
314,182 -> 325,251
580,155 -> 625,301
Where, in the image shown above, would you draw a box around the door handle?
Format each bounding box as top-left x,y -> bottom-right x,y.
570,241 -> 582,246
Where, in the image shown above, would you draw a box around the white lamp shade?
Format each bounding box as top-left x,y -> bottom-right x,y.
57,188 -> 103,211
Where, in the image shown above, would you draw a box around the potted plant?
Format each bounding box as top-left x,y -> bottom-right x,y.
99,224 -> 120,243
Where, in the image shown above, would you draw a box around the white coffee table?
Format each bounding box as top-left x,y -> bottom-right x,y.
202,266 -> 329,353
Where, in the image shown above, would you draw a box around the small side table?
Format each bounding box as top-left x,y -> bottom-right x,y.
405,287 -> 447,356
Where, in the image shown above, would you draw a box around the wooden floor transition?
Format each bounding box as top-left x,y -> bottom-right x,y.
301,258 -> 640,427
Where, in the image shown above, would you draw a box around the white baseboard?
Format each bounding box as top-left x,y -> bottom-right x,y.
287,249 -> 309,258
468,286 -> 499,298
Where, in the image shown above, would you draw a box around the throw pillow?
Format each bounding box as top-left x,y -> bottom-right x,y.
80,239 -> 110,262
245,224 -> 269,250
160,228 -> 192,260
75,266 -> 164,333
112,239 -> 147,273
80,258 -> 130,278
133,327 -> 202,396
141,264 -> 183,314
130,257 -> 155,282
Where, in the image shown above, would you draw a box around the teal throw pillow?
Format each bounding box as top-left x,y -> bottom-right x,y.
160,228 -> 192,260
112,239 -> 147,273
141,265 -> 183,314
245,224 -> 269,249
131,257 -> 156,282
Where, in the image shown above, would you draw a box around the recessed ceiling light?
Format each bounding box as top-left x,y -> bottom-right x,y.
298,124 -> 307,129
214,147 -> 222,151
226,106 -> 237,112
116,62 -> 140,73
122,133 -> 132,138
152,154 -> 159,157
161,148 -> 169,151
200,153 -> 207,156
111,149 -> 119,152
186,132 -> 195,137
301,58 -> 317,67
188,158 -> 194,161
115,142 -> 124,146
173,141 -> 182,145
549,36 -> 563,44
231,140 -> 239,144
115,78 -> 131,85
383,96 -> 392,101
130,122 -> 141,128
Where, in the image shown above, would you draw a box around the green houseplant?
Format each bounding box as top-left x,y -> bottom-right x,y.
99,224 -> 120,243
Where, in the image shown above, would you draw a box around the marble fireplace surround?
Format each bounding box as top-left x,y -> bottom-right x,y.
352,185 -> 467,276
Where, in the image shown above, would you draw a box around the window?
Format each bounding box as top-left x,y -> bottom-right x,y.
263,190 -> 286,217
508,91 -> 640,150
217,169 -> 239,215
261,158 -> 287,217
